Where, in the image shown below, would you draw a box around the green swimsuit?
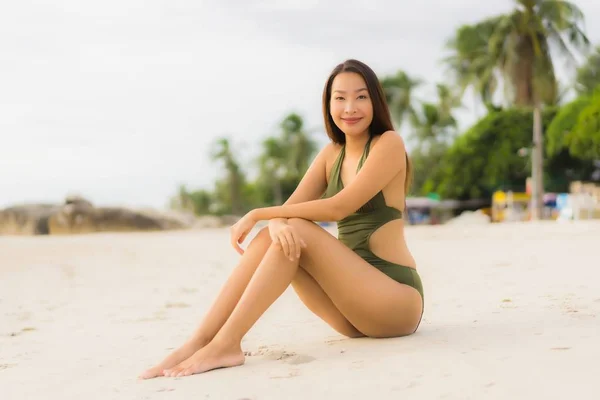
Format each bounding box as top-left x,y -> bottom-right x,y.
322,135 -> 424,302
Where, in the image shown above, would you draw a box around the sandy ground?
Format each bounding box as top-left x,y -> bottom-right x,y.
1,221 -> 599,400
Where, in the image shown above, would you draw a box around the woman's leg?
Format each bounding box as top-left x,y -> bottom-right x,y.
140,226 -> 360,379
164,218 -> 423,377
291,268 -> 364,338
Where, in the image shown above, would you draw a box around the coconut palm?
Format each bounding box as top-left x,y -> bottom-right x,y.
211,137 -> 245,215
258,137 -> 287,205
279,113 -> 317,181
575,45 -> 600,96
444,17 -> 502,111
380,70 -> 423,129
445,0 -> 590,219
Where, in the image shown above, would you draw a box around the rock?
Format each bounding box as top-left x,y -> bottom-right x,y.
47,206 -> 191,235
0,195 -> 240,235
0,204 -> 61,235
64,194 -> 94,208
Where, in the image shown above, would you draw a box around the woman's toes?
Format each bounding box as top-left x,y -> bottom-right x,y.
139,367 -> 161,379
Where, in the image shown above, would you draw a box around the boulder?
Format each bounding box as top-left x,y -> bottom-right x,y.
0,204 -> 61,235
47,205 -> 191,235
0,195 -> 240,235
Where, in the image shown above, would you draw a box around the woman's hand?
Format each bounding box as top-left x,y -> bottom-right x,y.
229,212 -> 258,255
268,219 -> 307,261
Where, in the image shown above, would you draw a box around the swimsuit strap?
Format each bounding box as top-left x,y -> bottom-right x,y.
357,135 -> 374,170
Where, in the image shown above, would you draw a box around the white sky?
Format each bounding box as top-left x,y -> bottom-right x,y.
1,0 -> 599,209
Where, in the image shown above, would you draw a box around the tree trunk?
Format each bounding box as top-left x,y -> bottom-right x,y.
531,105 -> 545,220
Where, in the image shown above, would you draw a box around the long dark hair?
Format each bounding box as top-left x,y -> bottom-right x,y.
322,59 -> 412,193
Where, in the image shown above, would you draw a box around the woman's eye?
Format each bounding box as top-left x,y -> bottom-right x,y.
335,97 -> 344,101
358,95 -> 368,99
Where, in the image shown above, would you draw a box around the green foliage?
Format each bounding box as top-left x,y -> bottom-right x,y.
434,108 -> 558,199
256,113 -> 318,206
546,96 -> 591,155
575,45 -> 600,96
569,92 -> 600,160
546,89 -> 600,161
444,17 -> 501,109
409,142 -> 450,196
211,137 -> 247,215
445,1 -> 589,107
170,113 -> 318,216
380,70 -> 422,129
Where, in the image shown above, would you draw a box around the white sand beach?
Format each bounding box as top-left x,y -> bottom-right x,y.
1,221 -> 599,400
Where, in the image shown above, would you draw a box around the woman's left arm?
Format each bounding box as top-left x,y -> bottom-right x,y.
251,131 -> 406,222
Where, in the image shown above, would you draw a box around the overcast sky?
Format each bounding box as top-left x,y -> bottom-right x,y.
1,0 -> 599,209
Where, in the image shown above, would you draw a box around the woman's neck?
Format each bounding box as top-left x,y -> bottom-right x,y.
344,133 -> 370,157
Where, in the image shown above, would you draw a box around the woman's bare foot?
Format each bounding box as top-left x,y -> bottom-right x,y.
163,338 -> 245,377
138,339 -> 207,379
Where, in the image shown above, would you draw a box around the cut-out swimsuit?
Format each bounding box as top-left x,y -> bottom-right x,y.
321,136 -> 424,303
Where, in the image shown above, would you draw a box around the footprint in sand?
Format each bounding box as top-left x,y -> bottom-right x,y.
286,354 -> 316,365
269,368 -> 301,379
247,347 -> 315,365
264,349 -> 297,361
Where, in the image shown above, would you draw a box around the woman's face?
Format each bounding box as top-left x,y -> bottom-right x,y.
329,72 -> 373,138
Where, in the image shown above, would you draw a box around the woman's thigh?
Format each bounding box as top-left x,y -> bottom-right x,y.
253,227 -> 363,338
287,218 -> 423,338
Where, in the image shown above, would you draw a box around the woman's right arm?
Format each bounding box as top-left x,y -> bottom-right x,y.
267,144 -> 333,259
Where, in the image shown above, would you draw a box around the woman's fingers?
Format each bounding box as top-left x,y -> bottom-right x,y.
277,232 -> 292,259
283,231 -> 299,260
269,225 -> 306,260
230,229 -> 244,255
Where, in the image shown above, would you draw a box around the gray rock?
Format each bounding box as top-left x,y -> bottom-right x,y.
0,204 -> 61,235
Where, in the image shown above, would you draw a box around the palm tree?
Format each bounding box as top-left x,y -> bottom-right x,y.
257,113 -> 318,205
279,113 -> 317,181
444,17 -> 503,112
169,184 -> 194,212
575,45 -> 600,96
409,84 -> 461,195
211,137 -> 245,215
380,70 -> 423,129
445,0 -> 590,219
258,137 -> 287,205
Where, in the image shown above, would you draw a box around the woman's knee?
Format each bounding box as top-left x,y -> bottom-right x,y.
248,226 -> 272,247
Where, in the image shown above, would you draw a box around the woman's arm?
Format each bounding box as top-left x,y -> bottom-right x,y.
251,131 -> 406,222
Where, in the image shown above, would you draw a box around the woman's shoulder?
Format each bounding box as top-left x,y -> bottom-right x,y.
315,141 -> 342,162
371,130 -> 406,152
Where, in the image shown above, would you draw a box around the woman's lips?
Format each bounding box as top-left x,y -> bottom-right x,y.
342,118 -> 362,125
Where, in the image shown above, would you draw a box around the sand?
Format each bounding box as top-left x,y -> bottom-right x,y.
1,221 -> 599,400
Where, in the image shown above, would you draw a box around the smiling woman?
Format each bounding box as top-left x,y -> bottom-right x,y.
140,59 -> 424,379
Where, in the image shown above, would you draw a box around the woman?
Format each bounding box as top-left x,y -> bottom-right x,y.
140,59 -> 424,379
